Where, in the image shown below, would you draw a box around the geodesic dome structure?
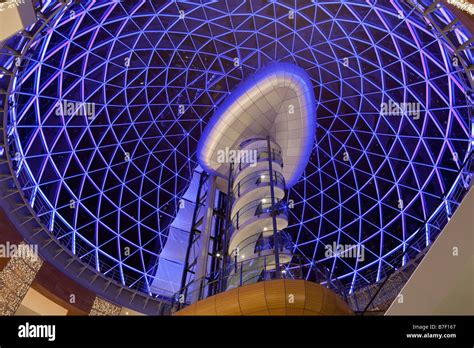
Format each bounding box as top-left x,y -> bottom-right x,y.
0,0 -> 472,298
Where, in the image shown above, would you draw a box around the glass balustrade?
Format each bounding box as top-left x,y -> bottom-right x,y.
232,147 -> 283,179
171,253 -> 346,312
233,169 -> 285,198
230,198 -> 288,233
229,230 -> 293,259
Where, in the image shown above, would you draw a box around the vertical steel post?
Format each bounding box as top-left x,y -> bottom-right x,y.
178,172 -> 206,306
219,162 -> 234,292
263,254 -> 267,280
193,175 -> 217,303
267,136 -> 281,278
208,192 -> 223,297
240,260 -> 243,286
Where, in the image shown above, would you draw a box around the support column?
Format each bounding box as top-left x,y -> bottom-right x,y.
193,175 -> 217,301
89,297 -> 122,316
267,136 -> 281,277
0,242 -> 43,315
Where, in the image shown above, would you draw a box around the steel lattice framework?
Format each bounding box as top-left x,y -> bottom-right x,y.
1,0 -> 473,296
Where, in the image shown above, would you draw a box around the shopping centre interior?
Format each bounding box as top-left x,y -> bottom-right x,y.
0,0 -> 472,316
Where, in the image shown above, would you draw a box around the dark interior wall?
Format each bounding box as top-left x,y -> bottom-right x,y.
0,207 -> 23,271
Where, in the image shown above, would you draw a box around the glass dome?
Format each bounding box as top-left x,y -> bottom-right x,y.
2,0 -> 472,296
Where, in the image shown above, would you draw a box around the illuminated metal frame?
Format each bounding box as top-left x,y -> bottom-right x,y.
0,0 -> 472,301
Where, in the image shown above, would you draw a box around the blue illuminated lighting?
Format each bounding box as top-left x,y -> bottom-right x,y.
2,0 -> 472,296
197,62 -> 316,188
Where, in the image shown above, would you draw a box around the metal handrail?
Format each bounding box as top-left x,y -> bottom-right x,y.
347,158 -> 472,313
229,230 -> 293,259
233,147 -> 283,179
57,230 -> 178,299
230,197 -> 288,231
171,253 -> 346,312
233,169 -> 285,197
